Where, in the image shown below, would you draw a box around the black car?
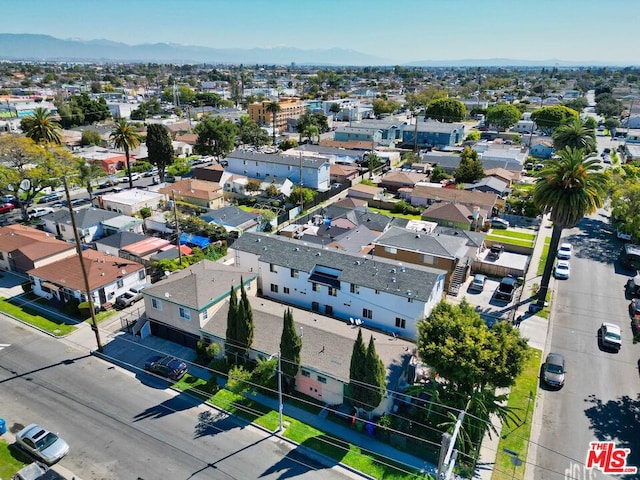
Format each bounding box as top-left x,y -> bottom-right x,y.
495,277 -> 517,302
37,193 -> 62,204
144,355 -> 188,380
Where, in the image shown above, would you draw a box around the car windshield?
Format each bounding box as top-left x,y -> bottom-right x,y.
35,432 -> 59,451
546,364 -> 563,374
606,331 -> 621,341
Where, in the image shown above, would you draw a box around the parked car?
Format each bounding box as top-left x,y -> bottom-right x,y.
600,322 -> 622,351
626,275 -> 640,298
143,168 -> 159,177
115,287 -> 144,307
37,193 -> 62,204
557,243 -> 573,260
15,424 -> 69,465
495,276 -> 517,302
487,244 -> 504,260
617,230 -> 632,241
489,218 -> 510,229
542,352 -> 566,388
469,274 -> 487,292
0,194 -> 16,203
97,179 -> 117,189
554,260 -> 571,279
120,173 -> 140,184
629,298 -> 640,319
27,207 -> 54,219
0,203 -> 16,214
144,355 -> 188,380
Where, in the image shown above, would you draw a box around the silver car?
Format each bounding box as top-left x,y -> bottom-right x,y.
15,424 -> 69,465
542,353 -> 566,388
600,322 -> 622,351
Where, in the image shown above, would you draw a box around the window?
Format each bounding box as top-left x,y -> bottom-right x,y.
270,263 -> 277,273
202,310 -> 208,320
317,376 -> 327,384
179,307 -> 190,320
363,308 -> 372,319
151,298 -> 162,310
395,317 -> 406,329
421,254 -> 435,265
283,287 -> 290,294
328,287 -> 337,297
138,270 -> 145,280
312,282 -> 319,292
301,370 -> 310,377
350,284 -> 359,294
408,297 -> 414,303
312,301 -> 319,312
290,268 -> 298,278
117,279 -> 124,288
325,305 -> 333,315
385,246 -> 397,254
375,289 -> 380,295
270,284 -> 278,293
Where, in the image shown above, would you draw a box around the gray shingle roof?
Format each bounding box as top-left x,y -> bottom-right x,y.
373,226 -> 469,260
200,205 -> 258,228
227,150 -> 329,169
48,207 -> 122,228
233,232 -> 446,302
94,231 -> 148,249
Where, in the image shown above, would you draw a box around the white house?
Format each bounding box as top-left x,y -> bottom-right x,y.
231,232 -> 447,341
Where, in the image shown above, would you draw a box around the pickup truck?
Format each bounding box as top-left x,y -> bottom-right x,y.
495,277 -> 517,302
115,287 -> 144,307
487,244 -> 504,260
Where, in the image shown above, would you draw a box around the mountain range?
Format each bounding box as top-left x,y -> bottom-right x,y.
0,34 -> 624,67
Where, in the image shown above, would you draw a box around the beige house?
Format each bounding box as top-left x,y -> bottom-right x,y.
347,183 -> 384,201
0,225 -> 76,274
94,189 -> 163,216
159,178 -> 225,209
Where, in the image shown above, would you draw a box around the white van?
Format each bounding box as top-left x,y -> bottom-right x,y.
27,207 -> 55,219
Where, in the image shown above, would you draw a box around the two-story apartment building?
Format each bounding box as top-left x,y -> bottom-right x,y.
231,233 -> 447,340
401,120 -> 465,149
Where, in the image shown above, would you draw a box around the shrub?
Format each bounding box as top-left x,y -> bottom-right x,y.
196,340 -> 220,363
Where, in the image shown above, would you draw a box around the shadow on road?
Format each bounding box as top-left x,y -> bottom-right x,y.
567,216 -> 623,265
584,393 -> 640,479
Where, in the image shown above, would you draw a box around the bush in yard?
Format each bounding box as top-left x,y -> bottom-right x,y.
392,201 -> 421,215
196,340 -> 220,363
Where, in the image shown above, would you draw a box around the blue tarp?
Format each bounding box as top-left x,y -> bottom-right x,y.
179,233 -> 210,249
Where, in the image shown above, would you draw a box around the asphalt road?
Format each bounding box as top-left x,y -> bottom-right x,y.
0,317 -> 354,480
529,211 -> 640,480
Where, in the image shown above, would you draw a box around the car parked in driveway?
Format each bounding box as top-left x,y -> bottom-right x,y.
554,260 -> 570,279
487,244 -> 504,260
542,352 -> 566,388
469,274 -> 487,292
494,276 -> 517,302
557,242 -> 573,260
489,218 -> 509,229
15,424 -> 69,465
115,287 -> 144,307
144,355 -> 188,380
600,322 -> 622,351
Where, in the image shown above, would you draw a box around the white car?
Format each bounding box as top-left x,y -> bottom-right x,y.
27,207 -> 54,219
600,322 -> 622,351
557,243 -> 573,259
554,260 -> 570,279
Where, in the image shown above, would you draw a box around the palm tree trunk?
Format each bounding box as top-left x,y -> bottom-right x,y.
272,112 -> 277,146
537,223 -> 563,308
125,147 -> 133,190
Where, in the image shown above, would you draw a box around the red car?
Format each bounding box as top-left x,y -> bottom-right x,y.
0,203 -> 15,214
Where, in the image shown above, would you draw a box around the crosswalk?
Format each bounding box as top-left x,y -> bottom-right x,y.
0,343 -> 10,352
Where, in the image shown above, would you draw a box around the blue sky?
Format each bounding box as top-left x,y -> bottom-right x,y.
3,0 -> 638,64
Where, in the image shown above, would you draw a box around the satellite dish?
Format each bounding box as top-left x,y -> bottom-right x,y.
121,269 -> 127,275
164,292 -> 171,298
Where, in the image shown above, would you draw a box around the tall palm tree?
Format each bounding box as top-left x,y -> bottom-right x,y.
76,159 -> 104,200
533,147 -> 608,307
265,101 -> 281,146
552,117 -> 596,153
21,107 -> 62,145
110,120 -> 141,190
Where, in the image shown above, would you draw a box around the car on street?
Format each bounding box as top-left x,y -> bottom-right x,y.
557,243 -> 573,260
629,298 -> 640,319
0,202 -> 16,214
469,274 -> 487,292
27,207 -> 55,219
143,168 -> 159,177
489,218 -> 510,229
37,193 -> 62,204
617,230 -> 632,241
50,200 -> 68,208
554,260 -> 571,279
494,276 -> 517,302
15,424 -> 70,465
115,287 -> 144,307
144,355 -> 188,380
0,194 -> 16,203
626,275 -> 640,298
599,322 -> 622,351
97,179 -> 117,189
542,352 -> 566,388
120,173 -> 140,183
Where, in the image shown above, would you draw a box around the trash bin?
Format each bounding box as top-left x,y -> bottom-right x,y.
0,418 -> 6,435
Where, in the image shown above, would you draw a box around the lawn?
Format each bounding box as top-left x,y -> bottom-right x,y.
0,439 -> 28,479
0,297 -> 76,336
491,348 -> 542,480
485,235 -> 535,248
536,238 -> 551,276
367,207 -> 422,221
174,374 -> 424,479
489,230 -> 536,241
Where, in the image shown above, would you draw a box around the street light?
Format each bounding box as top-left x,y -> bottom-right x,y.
268,352 -> 284,432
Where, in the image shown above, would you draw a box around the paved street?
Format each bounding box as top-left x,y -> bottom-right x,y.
0,316 -> 357,480
528,210 -> 640,480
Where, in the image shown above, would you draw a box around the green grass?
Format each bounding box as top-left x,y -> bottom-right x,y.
536,238 -> 551,276
486,235 -> 535,248
492,348 -> 542,480
489,230 -> 536,241
0,297 -> 76,336
0,439 -> 29,479
367,207 -> 422,221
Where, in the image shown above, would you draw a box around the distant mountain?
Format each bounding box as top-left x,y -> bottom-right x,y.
405,58 -> 629,67
0,33 -> 391,66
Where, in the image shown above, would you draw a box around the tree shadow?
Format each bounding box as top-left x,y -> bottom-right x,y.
566,217 -> 623,265
132,390 -> 204,421
584,393 -> 640,478
193,409 -> 251,439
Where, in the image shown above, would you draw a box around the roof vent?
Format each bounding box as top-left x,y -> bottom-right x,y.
355,260 -> 361,265
315,252 -> 321,256
415,234 -> 420,238
256,238 -> 261,242
294,247 -> 300,251
390,268 -> 396,273
391,277 -> 396,283
406,290 -> 412,296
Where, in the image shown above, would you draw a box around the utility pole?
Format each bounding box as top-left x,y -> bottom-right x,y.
298,152 -> 304,213
62,177 -> 103,352
413,109 -> 420,153
438,409 -> 465,479
171,190 -> 183,265
277,353 -> 283,432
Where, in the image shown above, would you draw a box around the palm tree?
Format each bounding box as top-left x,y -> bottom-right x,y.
265,101 -> 281,146
21,107 -> 62,145
533,147 -> 608,307
552,117 -> 596,153
76,159 -> 104,200
110,120 -> 141,190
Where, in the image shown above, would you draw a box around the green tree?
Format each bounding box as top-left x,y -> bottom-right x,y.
194,116 -> 237,159
266,101 -> 281,146
533,147 -> 608,307
552,117 -> 596,153
80,129 -> 102,146
279,307 -> 302,391
372,98 -> 401,117
146,123 -> 174,183
611,180 -> 640,241
329,103 -> 341,116
288,186 -> 316,208
110,120 -> 142,190
425,98 -> 466,123
485,104 -> 521,131
225,286 -> 239,361
455,147 -> 484,183
363,335 -> 386,411
348,329 -> 368,410
301,124 -> 319,144
227,364 -> 252,396
161,85 -> 195,105
245,179 -> 261,192
265,184 -> 279,197
236,279 -> 254,359
430,166 -> 451,183
604,118 -> 620,136
278,138 -> 298,151
405,87 -> 448,111
466,130 -> 481,141
75,159 -> 104,200
530,105 -> 579,134
238,116 -> 271,148
20,107 -> 62,145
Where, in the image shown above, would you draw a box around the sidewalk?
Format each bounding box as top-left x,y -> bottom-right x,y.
474,214 -> 552,480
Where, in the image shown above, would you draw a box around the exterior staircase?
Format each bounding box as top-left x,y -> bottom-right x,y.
447,263 -> 468,297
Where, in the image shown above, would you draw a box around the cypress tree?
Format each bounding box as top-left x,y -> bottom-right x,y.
225,285 -> 238,361
280,307 -> 302,390
348,328 -> 368,409
364,335 -> 386,410
237,277 -> 254,358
